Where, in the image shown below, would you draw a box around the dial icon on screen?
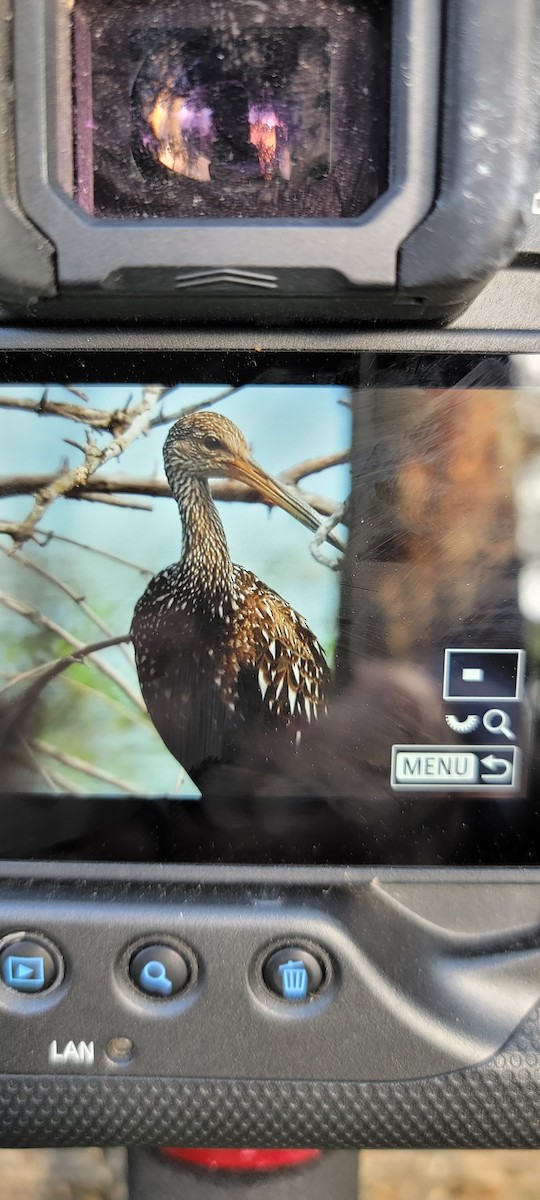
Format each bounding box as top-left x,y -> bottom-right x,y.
445,714 -> 480,734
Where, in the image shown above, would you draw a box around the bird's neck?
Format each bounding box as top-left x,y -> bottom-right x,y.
176,476 -> 234,597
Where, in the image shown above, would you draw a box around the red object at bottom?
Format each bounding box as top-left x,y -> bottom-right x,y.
160,1148 -> 322,1173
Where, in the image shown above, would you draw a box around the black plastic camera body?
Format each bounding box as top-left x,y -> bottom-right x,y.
0,0 -> 538,324
2,0 -> 540,1163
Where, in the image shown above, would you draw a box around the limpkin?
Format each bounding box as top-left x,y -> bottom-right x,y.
131,411 -> 334,782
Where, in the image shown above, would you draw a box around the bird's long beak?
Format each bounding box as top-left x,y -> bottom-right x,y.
228,457 -> 344,553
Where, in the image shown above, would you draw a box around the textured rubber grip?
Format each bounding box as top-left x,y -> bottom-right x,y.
0,1003 -> 539,1148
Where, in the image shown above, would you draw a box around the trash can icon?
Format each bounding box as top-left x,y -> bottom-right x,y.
278,960 -> 309,1000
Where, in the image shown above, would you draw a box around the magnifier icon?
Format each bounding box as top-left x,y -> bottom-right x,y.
139,959 -> 173,996
483,708 -> 516,740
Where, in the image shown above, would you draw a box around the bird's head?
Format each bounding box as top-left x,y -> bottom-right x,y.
164,411 -> 252,486
164,410 -> 342,547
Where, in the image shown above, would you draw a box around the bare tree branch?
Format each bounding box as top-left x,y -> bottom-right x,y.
1,545 -> 135,668
32,738 -> 142,795
1,466 -> 347,538
0,475 -> 340,522
0,472 -> 163,499
9,384 -> 164,546
19,736 -> 61,792
80,492 -> 153,511
280,450 -> 350,485
0,381 -> 242,434
64,386 -> 90,404
66,673 -> 150,725
150,384 -> 242,428
19,528 -> 153,578
0,593 -> 141,709
0,392 -> 131,432
0,634 -> 133,703
0,635 -> 136,754
45,770 -> 86,795
309,501 -> 348,571
0,451 -> 348,502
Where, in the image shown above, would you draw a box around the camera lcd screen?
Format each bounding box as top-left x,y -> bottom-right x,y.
70,0 -> 391,219
0,354 -> 538,865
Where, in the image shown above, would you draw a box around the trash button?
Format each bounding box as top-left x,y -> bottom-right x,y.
262,946 -> 325,1002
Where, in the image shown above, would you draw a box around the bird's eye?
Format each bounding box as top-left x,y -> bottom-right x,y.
203,434 -> 225,451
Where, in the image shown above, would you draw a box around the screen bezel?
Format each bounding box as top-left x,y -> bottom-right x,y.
0,348 -> 538,869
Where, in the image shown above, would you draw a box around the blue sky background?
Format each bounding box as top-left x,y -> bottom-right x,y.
0,383 -> 350,796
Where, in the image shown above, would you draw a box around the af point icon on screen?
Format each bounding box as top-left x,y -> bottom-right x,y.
442,649 -> 526,703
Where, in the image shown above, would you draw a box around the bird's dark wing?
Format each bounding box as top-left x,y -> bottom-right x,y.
131,577 -> 234,775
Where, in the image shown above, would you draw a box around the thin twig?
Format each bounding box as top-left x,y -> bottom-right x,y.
149,383 -> 246,428
0,634 -> 133,702
11,384 -> 163,545
280,450 -> 350,485
309,502 -> 348,571
0,393 -> 132,432
0,636 -> 136,753
1,544 -> 134,668
0,381 -> 249,434
0,594 -> 142,709
46,770 -> 85,795
19,736 -> 61,793
0,659 -> 71,698
80,492 -> 153,511
63,386 -> 90,403
24,529 -> 153,578
65,673 -> 149,725
32,738 -> 142,795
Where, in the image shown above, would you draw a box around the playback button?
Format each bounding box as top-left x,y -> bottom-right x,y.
0,935 -> 62,995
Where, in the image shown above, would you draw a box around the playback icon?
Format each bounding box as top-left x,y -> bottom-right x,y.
0,936 -> 60,994
2,955 -> 45,991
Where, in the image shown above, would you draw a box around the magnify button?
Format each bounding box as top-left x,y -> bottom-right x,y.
129,944 -> 190,999
483,708 -> 516,740
139,961 -> 173,996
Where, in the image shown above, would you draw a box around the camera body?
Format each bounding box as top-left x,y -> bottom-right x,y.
0,0 -> 538,323
0,0 -> 540,1155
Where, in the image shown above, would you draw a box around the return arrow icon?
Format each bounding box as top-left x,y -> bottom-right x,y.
480,755 -> 513,783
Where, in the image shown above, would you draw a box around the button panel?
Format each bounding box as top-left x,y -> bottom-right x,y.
0,889 -> 533,1083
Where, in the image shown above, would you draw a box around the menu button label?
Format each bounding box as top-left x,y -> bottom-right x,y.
391,745 -> 520,791
394,750 -> 478,785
